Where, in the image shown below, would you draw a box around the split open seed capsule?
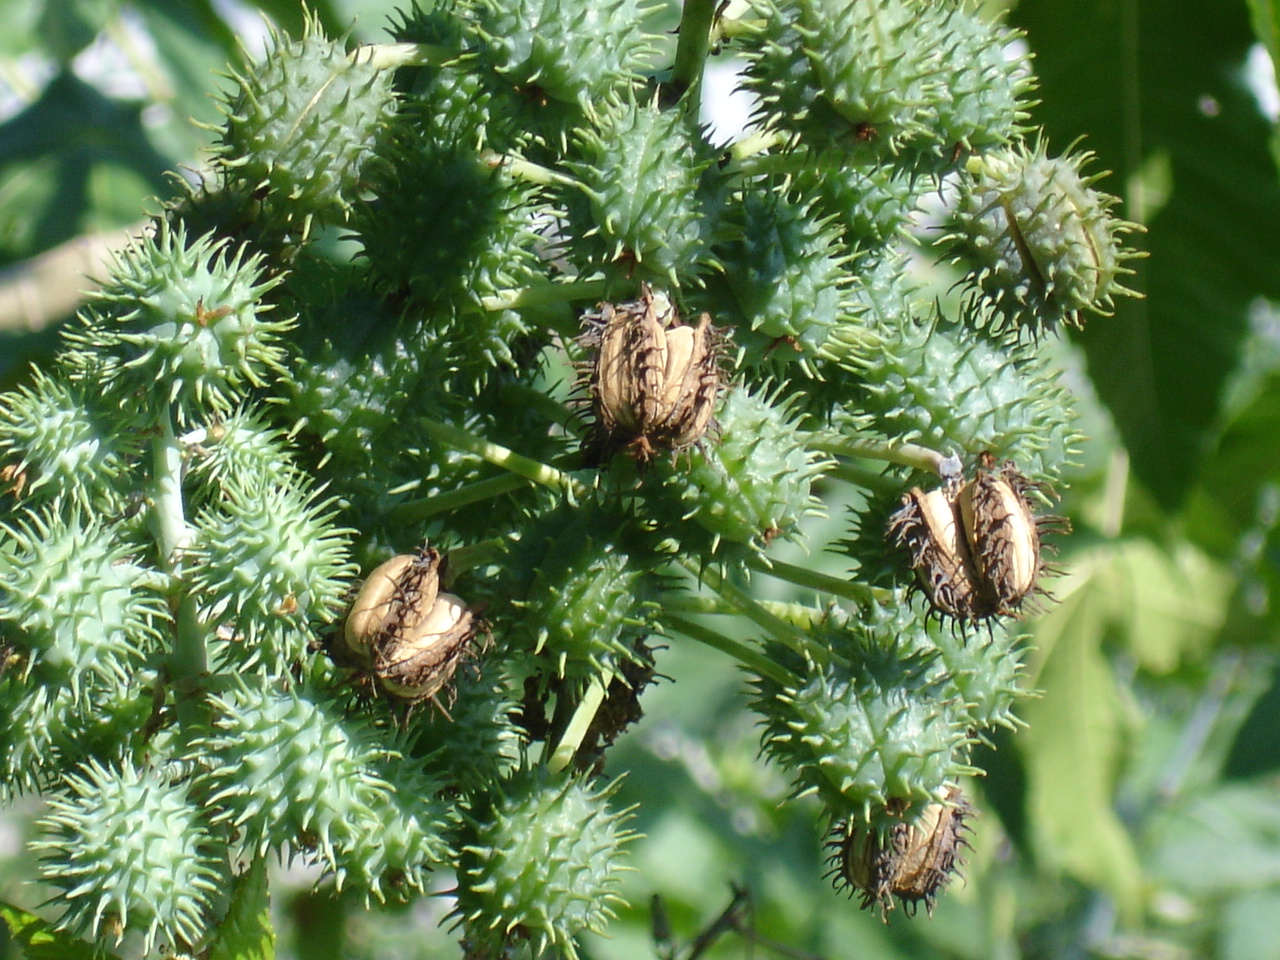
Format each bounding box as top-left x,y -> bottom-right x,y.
888,486 -> 995,621
582,284 -> 722,461
342,547 -> 482,707
834,786 -> 973,917
959,452 -> 1062,615
343,548 -> 444,664
374,592 -> 478,704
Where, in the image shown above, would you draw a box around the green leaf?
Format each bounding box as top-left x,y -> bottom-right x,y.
0,901 -> 112,960
1222,889 -> 1280,960
207,856 -> 275,960
1013,0 -> 1280,510
0,70 -> 172,261
1020,555 -> 1144,919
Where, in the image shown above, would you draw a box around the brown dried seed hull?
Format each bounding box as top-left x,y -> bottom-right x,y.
888,487 -> 996,621
343,549 -> 444,661
583,284 -> 722,461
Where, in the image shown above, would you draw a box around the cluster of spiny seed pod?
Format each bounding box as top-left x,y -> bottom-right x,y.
889,452 -> 1066,621
339,547 -> 485,707
0,0 -> 1147,952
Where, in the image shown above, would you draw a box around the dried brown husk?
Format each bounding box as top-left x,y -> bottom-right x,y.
959,452 -> 1068,615
340,547 -> 483,709
832,786 -> 973,918
888,486 -> 996,621
374,592 -> 478,705
580,284 -> 723,461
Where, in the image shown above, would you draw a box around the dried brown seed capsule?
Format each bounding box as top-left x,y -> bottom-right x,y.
832,786 -> 973,918
374,591 -> 479,705
888,486 -> 995,621
959,452 -> 1066,615
581,284 -> 722,461
343,548 -> 443,664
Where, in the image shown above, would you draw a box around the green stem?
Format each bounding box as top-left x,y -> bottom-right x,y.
666,614 -> 795,686
548,671 -> 612,773
386,473 -> 531,524
811,434 -> 954,477
676,557 -> 811,661
480,150 -> 583,189
669,0 -> 717,102
480,278 -> 611,314
153,416 -> 206,727
354,42 -> 451,70
745,556 -> 892,607
419,417 -> 587,499
828,461 -> 903,495
443,537 -> 508,577
665,593 -> 826,628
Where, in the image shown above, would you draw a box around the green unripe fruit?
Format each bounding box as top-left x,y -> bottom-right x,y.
455,768 -> 635,960
188,481 -> 353,675
0,369 -> 131,511
720,189 -> 855,365
566,94 -> 720,283
658,386 -> 828,552
194,679 -> 451,898
466,0 -> 661,112
919,3 -> 1034,154
836,309 -> 1081,485
500,503 -> 661,678
753,615 -> 977,819
945,142 -> 1142,333
33,759 -> 225,954
797,159 -> 921,246
63,224 -> 291,425
354,111 -> 549,367
0,672 -> 155,796
215,16 -> 399,229
0,507 -> 166,698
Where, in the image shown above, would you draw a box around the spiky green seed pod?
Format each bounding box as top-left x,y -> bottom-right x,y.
657,387 -> 829,552
61,224 -> 290,426
740,0 -> 937,153
466,0 -> 661,114
455,768 -> 635,960
187,481 -> 354,674
499,503 -> 661,679
413,671 -> 524,796
182,406 -> 301,501
0,671 -> 156,796
742,0 -> 1032,161
720,189 -> 856,366
214,16 -> 399,229
0,369 -> 131,511
753,620 -> 977,819
33,759 -> 226,954
835,310 -> 1081,485
354,111 -> 550,368
945,141 -> 1142,333
566,94 -> 720,284
797,159 -> 923,246
0,506 -> 167,699
193,679 -> 451,896
912,2 -> 1034,157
